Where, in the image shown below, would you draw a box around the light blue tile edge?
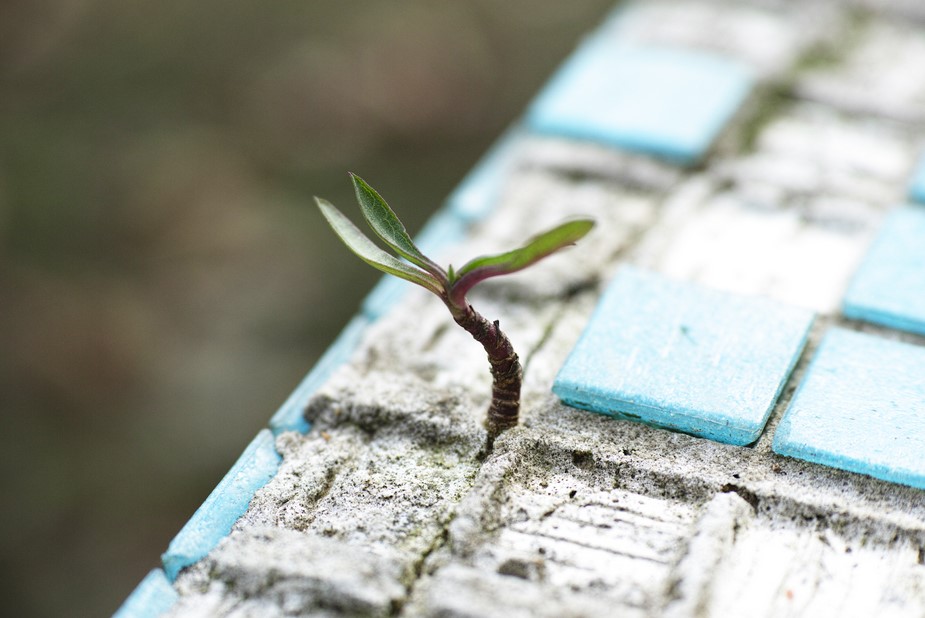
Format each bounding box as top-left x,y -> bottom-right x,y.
843,205 -> 925,337
269,315 -> 371,434
446,125 -> 523,223
362,208 -> 469,320
112,569 -> 178,618
525,35 -> 754,166
909,154 -> 925,204
553,267 -> 814,446
773,328 -> 925,490
161,429 -> 281,581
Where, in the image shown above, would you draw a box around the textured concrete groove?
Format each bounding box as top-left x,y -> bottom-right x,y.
660,492 -> 757,618
393,521 -> 454,618
554,501 -> 691,534
537,406 -> 925,526
505,525 -> 674,565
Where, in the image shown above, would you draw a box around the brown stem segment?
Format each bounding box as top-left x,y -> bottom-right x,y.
450,303 -> 522,440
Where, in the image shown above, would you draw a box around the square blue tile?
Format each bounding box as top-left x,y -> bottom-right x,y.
773,328 -> 925,490
526,38 -> 753,166
113,569 -> 178,618
910,155 -> 925,204
162,429 -> 281,580
553,267 -> 814,445
843,206 -> 925,337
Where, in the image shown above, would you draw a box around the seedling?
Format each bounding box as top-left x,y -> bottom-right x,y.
318,174 -> 594,441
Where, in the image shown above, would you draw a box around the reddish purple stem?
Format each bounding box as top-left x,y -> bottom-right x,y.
446,300 -> 522,441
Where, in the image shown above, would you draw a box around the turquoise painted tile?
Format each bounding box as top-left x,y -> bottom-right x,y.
361,276 -> 410,321
446,126 -> 522,222
553,267 -> 814,445
774,328 -> 925,490
843,206 -> 925,336
413,208 -> 469,256
162,429 -> 281,581
526,38 -> 753,166
113,569 -> 178,618
362,209 -> 468,320
269,315 -> 370,434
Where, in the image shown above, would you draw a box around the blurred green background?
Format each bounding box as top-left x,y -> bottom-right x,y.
0,1 -> 614,615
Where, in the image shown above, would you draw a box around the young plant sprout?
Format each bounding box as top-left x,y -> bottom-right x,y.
318,174 -> 594,442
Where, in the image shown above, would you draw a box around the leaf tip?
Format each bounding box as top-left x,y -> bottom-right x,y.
348,171 -> 370,191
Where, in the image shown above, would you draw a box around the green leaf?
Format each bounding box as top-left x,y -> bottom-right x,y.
457,219 -> 595,280
317,197 -> 444,296
449,219 -> 594,305
350,174 -> 445,280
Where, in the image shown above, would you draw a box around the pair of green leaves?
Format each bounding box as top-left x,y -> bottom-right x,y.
317,174 -> 594,309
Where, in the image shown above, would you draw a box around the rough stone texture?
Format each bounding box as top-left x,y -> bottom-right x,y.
796,19 -> 925,124
715,103 -> 916,209
629,174 -> 879,313
602,0 -> 840,80
172,529 -> 406,617
165,1 -> 925,616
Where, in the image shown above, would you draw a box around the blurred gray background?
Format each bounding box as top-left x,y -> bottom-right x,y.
0,1 -> 616,616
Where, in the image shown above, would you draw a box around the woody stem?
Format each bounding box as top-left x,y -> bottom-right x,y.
448,302 -> 522,441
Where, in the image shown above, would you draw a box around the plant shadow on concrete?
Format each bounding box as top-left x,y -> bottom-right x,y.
318,174 -> 594,446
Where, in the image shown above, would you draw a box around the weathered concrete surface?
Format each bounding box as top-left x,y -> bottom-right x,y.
166,1 -> 925,616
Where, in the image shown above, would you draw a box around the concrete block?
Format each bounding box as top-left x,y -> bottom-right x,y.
722,105 -> 915,206
796,20 -> 925,124
526,37 -> 753,166
633,192 -> 873,314
553,267 -> 814,445
910,155 -> 925,204
162,430 -> 281,581
774,328 -> 925,490
112,569 -> 177,618
171,528 -> 407,617
606,0 -> 832,79
843,206 -> 925,336
269,315 -> 370,434
517,135 -> 682,191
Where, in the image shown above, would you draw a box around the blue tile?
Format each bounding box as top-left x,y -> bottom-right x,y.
526,38 -> 753,166
446,126 -> 523,222
113,569 -> 178,618
162,429 -> 281,581
843,206 -> 925,336
910,155 -> 925,204
361,276 -> 409,321
269,315 -> 370,434
553,267 -> 814,445
362,209 -> 468,320
414,208 -> 469,256
774,328 -> 925,490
